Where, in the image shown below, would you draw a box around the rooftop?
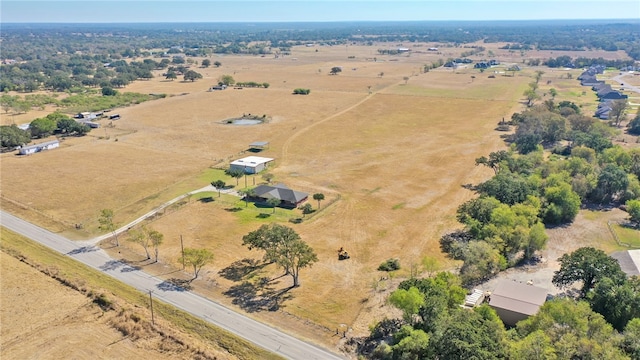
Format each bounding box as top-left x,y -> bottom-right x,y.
230,156 -> 274,167
611,249 -> 640,276
253,183 -> 308,204
489,280 -> 547,316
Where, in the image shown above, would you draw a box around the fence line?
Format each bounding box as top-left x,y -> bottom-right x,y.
607,220 -> 632,248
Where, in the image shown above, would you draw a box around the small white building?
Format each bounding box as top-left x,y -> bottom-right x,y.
229,156 -> 274,174
18,140 -> 59,155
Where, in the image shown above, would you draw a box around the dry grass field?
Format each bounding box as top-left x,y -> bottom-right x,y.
0,252 -> 178,359
2,42 -> 637,349
0,250 -> 240,360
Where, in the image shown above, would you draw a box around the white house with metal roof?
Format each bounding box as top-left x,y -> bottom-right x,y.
230,156 -> 274,174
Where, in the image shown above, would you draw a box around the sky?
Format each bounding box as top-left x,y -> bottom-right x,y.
2,0 -> 639,23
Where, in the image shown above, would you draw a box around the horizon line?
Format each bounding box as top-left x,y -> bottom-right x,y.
3,18 -> 639,24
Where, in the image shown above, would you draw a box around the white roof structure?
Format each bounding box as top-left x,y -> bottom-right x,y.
464,289 -> 485,308
230,156 -> 273,168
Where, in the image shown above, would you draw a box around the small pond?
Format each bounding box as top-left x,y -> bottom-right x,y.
231,118 -> 262,125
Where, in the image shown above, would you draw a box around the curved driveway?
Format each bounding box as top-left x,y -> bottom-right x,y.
0,211 -> 346,360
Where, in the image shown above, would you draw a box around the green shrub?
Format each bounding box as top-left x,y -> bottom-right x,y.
293,88 -> 311,95
378,258 -> 401,272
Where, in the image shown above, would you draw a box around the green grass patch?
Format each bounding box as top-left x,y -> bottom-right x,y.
389,82 -> 517,101
190,190 -> 301,224
0,227 -> 283,360
392,202 -> 405,210
61,92 -> 162,113
611,223 -> 640,248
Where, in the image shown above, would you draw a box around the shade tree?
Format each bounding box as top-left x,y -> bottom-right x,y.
183,70 -> 203,82
552,247 -> 626,297
211,179 -> 226,197
180,248 -> 213,280
312,193 -> 325,208
388,287 -> 425,325
225,168 -> 245,185
588,276 -> 640,331
242,224 -> 318,287
98,208 -> 119,246
218,74 -> 235,86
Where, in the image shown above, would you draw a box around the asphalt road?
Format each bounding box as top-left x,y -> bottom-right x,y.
0,211 -> 346,360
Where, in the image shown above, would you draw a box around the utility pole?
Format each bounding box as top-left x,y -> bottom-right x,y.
149,290 -> 155,325
180,235 -> 185,270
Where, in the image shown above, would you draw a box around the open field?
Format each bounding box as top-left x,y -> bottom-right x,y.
0,228 -> 282,360
2,42 -> 638,346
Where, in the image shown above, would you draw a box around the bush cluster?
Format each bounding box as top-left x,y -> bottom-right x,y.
293,88 -> 311,95
378,258 -> 400,272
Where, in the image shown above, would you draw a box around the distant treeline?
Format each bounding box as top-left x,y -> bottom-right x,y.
1,21 -> 639,95
543,55 -> 637,69
2,20 -> 638,60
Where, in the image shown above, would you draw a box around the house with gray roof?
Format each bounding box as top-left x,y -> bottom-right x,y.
252,183 -> 308,208
611,249 -> 640,277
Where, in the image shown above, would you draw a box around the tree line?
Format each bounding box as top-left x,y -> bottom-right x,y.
440,99 -> 640,286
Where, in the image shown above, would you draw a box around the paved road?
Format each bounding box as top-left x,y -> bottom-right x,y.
612,72 -> 640,96
0,211 -> 346,360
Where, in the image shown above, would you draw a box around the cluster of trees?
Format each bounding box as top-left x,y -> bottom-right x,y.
0,125 -> 31,150
292,88 -> 311,95
441,101 -> 640,285
1,89 -> 157,117
128,226 -> 164,262
357,270 -> 639,359
0,54 -> 170,93
234,81 -> 270,88
0,112 -> 92,150
552,247 -> 640,333
183,69 -> 203,82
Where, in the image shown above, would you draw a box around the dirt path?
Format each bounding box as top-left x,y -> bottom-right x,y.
280,81 -> 401,163
86,184 -> 240,245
